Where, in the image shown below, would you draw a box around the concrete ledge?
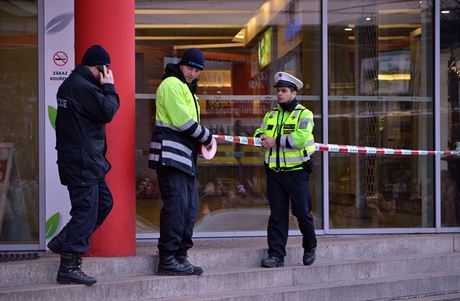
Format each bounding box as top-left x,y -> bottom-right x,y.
0,255 -> 156,288
1,253 -> 460,301
1,234 -> 457,289
454,234 -> 460,252
153,273 -> 460,301
1,234 -> 459,301
384,291 -> 460,301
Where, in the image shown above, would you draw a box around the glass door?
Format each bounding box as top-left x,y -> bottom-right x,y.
134,0 -> 323,236
328,0 -> 435,229
0,0 -> 41,250
440,0 -> 460,227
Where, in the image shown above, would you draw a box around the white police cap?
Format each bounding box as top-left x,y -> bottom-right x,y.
273,71 -> 303,91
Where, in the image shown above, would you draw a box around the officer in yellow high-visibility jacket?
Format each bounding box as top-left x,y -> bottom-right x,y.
255,71 -> 317,268
149,48 -> 215,276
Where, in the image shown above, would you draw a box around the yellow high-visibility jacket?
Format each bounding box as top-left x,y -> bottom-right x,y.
149,64 -> 211,176
255,102 -> 315,171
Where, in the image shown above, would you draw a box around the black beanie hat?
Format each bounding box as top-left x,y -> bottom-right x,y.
82,45 -> 111,66
178,48 -> 205,70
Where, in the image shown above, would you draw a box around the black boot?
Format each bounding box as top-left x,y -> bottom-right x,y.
303,248 -> 316,266
47,228 -> 66,255
261,256 -> 284,268
57,253 -> 97,285
157,255 -> 194,276
176,256 -> 204,275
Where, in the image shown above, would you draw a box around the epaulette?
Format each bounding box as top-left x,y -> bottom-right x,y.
269,107 -> 279,118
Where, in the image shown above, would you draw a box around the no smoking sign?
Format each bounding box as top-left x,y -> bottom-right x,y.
53,51 -> 68,66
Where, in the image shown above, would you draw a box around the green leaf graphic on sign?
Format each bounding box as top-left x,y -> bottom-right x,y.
46,212 -> 60,239
48,105 -> 57,130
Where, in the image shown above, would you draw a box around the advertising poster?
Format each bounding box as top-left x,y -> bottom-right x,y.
44,0 -> 74,241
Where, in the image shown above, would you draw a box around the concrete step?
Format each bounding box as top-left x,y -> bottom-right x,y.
0,254 -> 156,288
193,234 -> 457,270
148,272 -> 460,301
1,252 -> 459,301
1,234 -> 457,288
395,292 -> 460,301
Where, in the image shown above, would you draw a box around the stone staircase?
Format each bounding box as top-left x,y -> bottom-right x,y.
1,234 -> 459,301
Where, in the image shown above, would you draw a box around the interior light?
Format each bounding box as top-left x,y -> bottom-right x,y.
345,28 -> 353,31
441,10 -> 450,14
173,43 -> 244,50
366,17 -> 371,21
136,24 -> 241,29
135,9 -> 254,15
233,28 -> 245,43
135,36 -> 233,41
378,74 -> 411,81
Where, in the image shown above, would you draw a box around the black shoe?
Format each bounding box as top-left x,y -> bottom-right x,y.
303,248 -> 316,266
57,253 -> 96,285
47,229 -> 66,255
177,256 -> 204,275
261,256 -> 284,268
157,255 -> 194,276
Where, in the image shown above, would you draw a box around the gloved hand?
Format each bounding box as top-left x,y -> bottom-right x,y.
205,137 -> 216,150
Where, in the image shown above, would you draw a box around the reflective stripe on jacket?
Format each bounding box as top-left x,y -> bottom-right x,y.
255,102 -> 315,171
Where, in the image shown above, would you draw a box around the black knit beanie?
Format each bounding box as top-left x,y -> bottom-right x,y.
178,48 -> 205,70
82,45 -> 111,66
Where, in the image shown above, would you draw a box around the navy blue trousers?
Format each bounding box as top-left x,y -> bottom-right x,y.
156,167 -> 199,257
266,169 -> 317,259
62,180 -> 113,254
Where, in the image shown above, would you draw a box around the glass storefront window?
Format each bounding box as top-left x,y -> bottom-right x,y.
135,0 -> 322,234
440,0 -> 460,227
0,1 -> 39,243
328,1 -> 434,228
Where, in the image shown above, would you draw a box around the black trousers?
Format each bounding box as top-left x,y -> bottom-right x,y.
62,180 -> 113,254
266,169 -> 317,259
156,167 -> 199,257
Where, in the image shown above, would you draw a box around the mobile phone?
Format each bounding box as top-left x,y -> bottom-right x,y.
97,65 -> 105,74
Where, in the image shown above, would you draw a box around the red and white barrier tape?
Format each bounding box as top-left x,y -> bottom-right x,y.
212,134 -> 460,156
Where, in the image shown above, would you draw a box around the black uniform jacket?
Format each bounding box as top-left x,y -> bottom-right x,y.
55,65 -> 120,186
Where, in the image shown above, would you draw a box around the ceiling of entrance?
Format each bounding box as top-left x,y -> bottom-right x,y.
135,0 -> 265,48
134,0 -> 460,51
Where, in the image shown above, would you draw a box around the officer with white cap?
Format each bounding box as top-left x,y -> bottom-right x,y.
274,71 -> 303,91
255,71 -> 317,268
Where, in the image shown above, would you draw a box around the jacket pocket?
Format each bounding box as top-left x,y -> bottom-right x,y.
80,145 -> 108,181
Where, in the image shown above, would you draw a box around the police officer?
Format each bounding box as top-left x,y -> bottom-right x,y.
48,45 -> 120,285
255,71 -> 317,268
149,48 -> 214,276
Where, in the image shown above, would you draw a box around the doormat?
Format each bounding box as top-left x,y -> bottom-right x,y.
0,252 -> 40,262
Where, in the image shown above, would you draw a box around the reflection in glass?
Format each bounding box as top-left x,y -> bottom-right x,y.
135,0 -> 322,233
440,0 -> 460,227
0,1 -> 39,243
328,1 -> 434,228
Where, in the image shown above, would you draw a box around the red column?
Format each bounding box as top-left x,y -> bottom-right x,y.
75,0 -> 136,256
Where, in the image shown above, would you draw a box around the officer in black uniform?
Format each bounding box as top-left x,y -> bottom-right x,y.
47,45 -> 120,285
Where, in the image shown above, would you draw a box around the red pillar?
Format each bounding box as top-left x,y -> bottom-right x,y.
75,0 -> 136,256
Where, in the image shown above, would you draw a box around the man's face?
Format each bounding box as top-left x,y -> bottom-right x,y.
276,87 -> 296,104
180,65 -> 201,83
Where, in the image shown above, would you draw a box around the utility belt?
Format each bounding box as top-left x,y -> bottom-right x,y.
265,160 -> 312,173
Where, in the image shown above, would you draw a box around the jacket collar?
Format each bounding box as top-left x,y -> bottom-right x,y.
75,65 -> 100,86
279,98 -> 298,112
162,63 -> 199,94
